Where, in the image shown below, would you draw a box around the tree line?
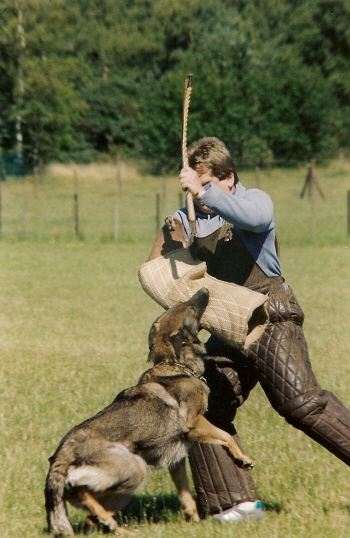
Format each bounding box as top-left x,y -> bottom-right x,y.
1,0 -> 349,175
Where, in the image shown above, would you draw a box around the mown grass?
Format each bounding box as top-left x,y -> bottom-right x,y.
1,159 -> 350,537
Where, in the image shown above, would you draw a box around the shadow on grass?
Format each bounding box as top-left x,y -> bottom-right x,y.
65,494 -> 182,536
118,495 -> 284,525
45,496 -> 284,535
118,493 -> 182,524
263,500 -> 283,514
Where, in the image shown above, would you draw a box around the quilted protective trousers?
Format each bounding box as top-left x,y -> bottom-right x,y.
189,280 -> 350,515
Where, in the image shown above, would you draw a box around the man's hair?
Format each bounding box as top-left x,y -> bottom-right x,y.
187,137 -> 239,184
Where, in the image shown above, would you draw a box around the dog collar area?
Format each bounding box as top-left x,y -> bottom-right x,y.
173,362 -> 207,384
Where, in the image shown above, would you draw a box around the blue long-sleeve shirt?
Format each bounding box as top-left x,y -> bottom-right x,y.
173,181 -> 281,278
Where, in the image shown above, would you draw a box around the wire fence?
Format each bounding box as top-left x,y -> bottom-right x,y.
0,162 -> 349,246
0,171 -> 183,245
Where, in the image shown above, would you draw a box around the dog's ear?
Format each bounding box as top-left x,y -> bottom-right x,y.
147,322 -> 159,362
170,331 -> 183,359
148,322 -> 160,349
148,321 -> 178,363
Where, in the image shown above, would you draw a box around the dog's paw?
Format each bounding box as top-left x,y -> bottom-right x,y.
51,523 -> 75,536
234,457 -> 255,470
242,460 -> 255,470
114,527 -> 139,535
183,509 -> 200,523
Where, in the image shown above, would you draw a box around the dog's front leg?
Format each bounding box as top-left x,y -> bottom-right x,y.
187,415 -> 255,469
169,459 -> 200,522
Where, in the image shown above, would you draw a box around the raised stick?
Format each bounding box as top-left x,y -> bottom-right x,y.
182,74 -> 195,222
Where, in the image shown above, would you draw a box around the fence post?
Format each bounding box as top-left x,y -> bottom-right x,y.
162,169 -> 166,218
156,193 -> 161,232
72,170 -> 79,237
116,159 -> 122,197
255,166 -> 260,189
23,199 -> 29,237
0,179 -> 2,236
266,150 -> 273,176
310,161 -> 316,242
113,201 -> 119,241
179,191 -> 184,209
33,165 -> 39,198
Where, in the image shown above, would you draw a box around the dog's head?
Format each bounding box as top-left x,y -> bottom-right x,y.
147,288 -> 209,364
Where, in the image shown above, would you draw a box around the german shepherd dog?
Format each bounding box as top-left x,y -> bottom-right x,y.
45,288 -> 254,536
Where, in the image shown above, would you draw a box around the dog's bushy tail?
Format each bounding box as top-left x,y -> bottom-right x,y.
45,449 -> 74,536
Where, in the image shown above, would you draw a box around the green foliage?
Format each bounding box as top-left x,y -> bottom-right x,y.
81,73 -> 139,154
0,0 -> 350,171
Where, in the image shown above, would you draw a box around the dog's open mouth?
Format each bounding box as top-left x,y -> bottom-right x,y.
148,288 -> 209,364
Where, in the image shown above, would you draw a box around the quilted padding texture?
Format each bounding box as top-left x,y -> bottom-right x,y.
247,321 -> 314,411
190,283 -> 350,514
189,434 -> 258,516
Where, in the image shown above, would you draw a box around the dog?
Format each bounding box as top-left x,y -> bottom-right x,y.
45,288 -> 254,536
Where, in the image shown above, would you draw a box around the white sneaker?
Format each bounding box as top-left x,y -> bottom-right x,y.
212,500 -> 265,523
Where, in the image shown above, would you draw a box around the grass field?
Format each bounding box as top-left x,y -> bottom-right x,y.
1,159 -> 350,537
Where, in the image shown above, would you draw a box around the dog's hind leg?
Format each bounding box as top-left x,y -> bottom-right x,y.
75,486 -> 117,531
169,459 -> 199,522
75,487 -> 137,535
187,415 -> 255,469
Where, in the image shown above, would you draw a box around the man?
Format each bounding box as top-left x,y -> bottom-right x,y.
172,137 -> 350,523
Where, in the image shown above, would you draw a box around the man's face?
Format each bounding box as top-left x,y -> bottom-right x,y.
194,170 -> 235,214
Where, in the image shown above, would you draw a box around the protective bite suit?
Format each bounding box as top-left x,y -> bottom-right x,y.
189,224 -> 350,515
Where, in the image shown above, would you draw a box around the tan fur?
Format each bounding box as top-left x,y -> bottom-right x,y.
45,288 -> 254,536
